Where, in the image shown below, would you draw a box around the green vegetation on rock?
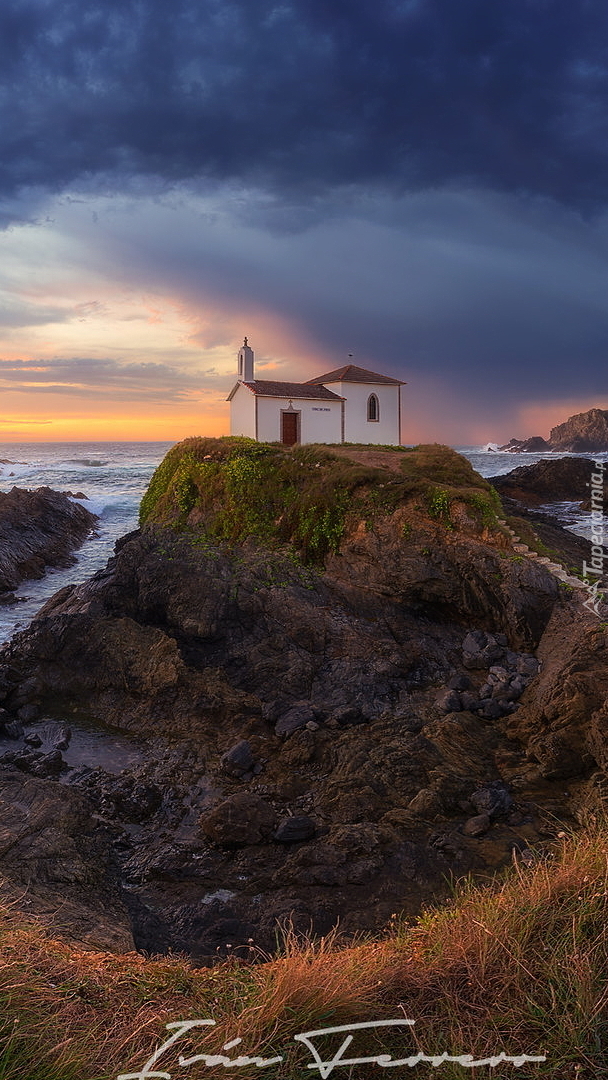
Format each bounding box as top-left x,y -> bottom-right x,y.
140,438 -> 500,563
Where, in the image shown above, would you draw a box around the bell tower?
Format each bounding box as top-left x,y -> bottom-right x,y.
237,336 -> 254,382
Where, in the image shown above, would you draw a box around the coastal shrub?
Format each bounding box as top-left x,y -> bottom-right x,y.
425,486 -> 452,523
462,488 -> 502,528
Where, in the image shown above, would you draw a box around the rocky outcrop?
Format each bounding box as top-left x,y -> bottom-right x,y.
0,486 -> 97,597
498,407 -> 608,453
550,408 -> 608,453
498,437 -> 551,453
0,440 -> 605,961
489,457 -> 597,507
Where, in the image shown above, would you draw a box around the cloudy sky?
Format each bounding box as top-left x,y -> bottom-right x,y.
1,0 -> 608,443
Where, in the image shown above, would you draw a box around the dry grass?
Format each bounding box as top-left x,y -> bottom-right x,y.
1,825 -> 607,1078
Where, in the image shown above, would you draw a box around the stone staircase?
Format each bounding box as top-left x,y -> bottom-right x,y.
497,520 -> 588,590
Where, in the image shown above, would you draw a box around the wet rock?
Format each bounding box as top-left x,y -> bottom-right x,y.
24,732 -> 43,747
52,724 -> 72,751
200,793 -> 277,846
29,749 -> 65,778
491,453 -> 602,504
0,486 -> 97,595
497,436 -> 551,453
274,816 -> 316,843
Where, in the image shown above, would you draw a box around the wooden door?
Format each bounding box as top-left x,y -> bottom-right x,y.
281,411 -> 299,445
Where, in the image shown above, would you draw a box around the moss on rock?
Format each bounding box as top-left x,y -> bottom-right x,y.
140,437 -> 500,563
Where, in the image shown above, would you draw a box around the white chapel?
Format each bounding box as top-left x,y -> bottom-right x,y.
227,339 -> 405,446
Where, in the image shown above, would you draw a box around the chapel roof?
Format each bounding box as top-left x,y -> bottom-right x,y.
229,379 -> 344,401
305,363 -> 405,386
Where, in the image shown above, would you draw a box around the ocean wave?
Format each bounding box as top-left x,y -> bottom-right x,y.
65,459 -> 108,467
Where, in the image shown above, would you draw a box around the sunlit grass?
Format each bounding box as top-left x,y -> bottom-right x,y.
1,824 -> 607,1078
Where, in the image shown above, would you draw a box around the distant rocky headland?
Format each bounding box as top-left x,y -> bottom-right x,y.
0,486 -> 98,601
0,440 -> 605,962
498,407 -> 608,453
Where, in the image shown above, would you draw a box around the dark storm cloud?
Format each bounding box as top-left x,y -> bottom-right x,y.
1,0 -> 608,208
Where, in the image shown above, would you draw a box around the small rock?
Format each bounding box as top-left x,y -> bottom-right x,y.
462,630 -> 487,653
408,788 -> 444,818
274,816 -> 316,843
470,782 -> 513,819
516,655 -> 540,677
506,674 -> 527,696
448,675 -> 472,691
488,666 -> 508,681
24,732 -> 43,747
221,740 -> 255,777
477,699 -> 507,721
462,813 -> 491,837
435,690 -> 461,714
305,721 -> 319,732
462,631 -> 505,669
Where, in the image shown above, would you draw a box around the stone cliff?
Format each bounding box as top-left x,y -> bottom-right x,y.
0,440 -> 605,961
550,408 -> 608,453
499,406 -> 608,453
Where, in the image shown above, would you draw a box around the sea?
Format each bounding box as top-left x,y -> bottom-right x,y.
0,440 -> 605,645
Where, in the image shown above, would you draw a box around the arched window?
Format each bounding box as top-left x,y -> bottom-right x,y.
367,393 -> 379,422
